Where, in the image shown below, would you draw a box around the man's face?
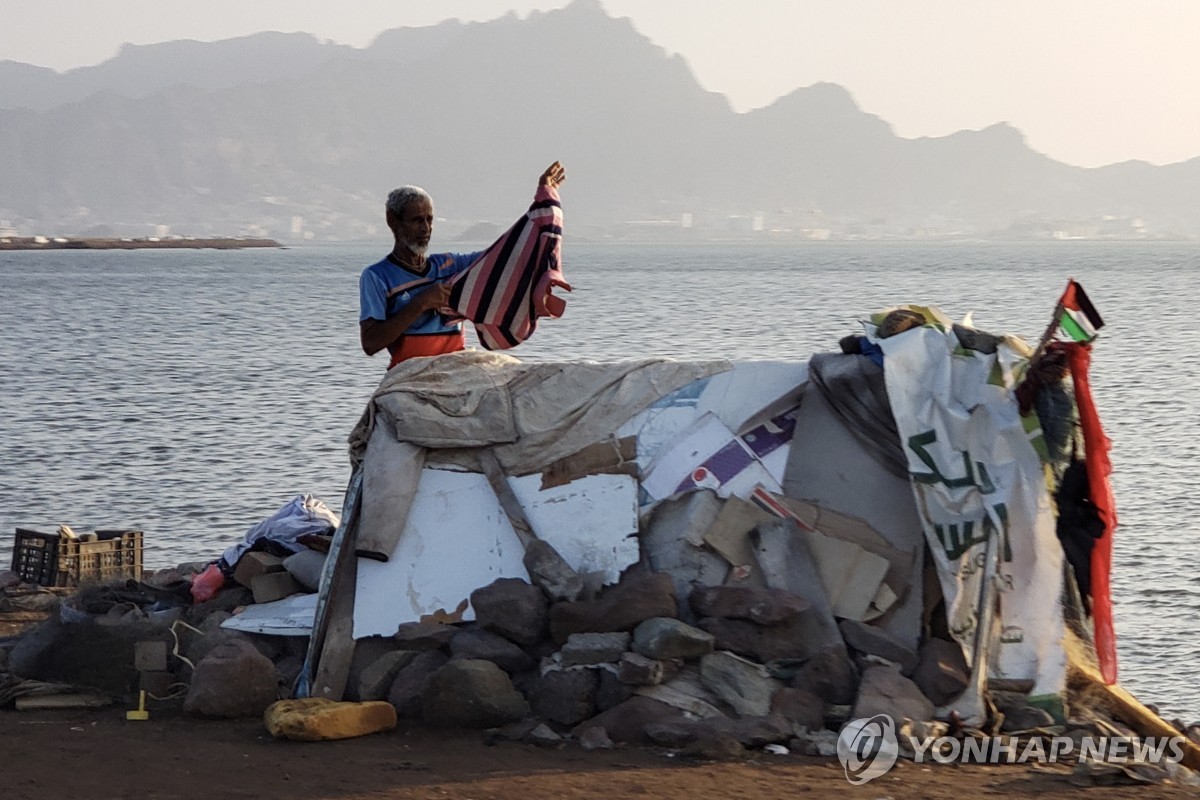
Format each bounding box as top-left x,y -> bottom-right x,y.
396,198 -> 433,255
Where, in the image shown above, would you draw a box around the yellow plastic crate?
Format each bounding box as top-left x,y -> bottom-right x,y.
10,528 -> 143,587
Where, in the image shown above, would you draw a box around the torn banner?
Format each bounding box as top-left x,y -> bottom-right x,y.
878,319 -> 1067,708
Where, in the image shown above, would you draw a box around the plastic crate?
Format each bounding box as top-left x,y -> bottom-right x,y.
10,528 -> 143,587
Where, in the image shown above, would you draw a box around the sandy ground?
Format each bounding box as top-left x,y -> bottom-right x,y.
2,707 -> 1197,800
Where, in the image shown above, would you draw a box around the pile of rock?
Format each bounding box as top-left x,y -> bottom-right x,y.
299,569 -> 976,757
4,559 -> 968,755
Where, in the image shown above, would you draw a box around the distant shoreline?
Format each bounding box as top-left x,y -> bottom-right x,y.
0,237 -> 280,251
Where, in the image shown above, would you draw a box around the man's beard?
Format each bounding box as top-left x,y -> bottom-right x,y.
402,239 -> 428,259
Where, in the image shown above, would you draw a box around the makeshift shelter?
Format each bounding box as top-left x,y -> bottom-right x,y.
292,304 -> 1107,731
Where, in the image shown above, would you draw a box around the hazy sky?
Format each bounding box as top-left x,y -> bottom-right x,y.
3,0 -> 1198,168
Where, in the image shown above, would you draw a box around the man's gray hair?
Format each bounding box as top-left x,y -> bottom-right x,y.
386,185 -> 432,216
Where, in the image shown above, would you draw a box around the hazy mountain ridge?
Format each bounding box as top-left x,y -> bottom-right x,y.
1,0 -> 1196,240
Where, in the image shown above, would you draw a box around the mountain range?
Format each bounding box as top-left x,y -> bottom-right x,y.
2,0 -> 1197,241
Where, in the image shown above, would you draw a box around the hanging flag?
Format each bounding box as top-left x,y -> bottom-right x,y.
1057,280 -> 1105,343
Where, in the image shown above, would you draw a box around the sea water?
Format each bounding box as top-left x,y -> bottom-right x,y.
1,240 -> 1197,719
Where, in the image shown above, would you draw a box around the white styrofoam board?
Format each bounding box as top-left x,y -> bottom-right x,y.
220,592 -> 318,636
352,469 -> 639,639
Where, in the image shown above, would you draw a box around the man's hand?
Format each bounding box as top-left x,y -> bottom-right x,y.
417,281 -> 452,312
539,161 -> 567,190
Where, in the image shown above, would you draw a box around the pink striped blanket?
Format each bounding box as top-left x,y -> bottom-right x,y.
444,185 -> 570,350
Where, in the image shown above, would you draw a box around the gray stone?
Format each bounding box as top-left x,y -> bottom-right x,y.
470,578 -> 549,645
573,695 -> 686,745
578,725 -> 614,751
852,664 -> 935,725
680,731 -> 745,760
560,631 -> 631,666
387,650 -> 450,718
526,723 -> 564,747
751,520 -> 845,651
354,650 -> 419,702
650,715 -> 792,748
490,718 -> 541,743
420,659 -> 530,728
185,585 -> 253,626
393,620 -> 458,650
450,627 -> 535,673
183,611 -> 279,667
639,491 -> 730,620
699,651 -> 784,718
791,645 -> 860,705
912,638 -> 969,706
282,549 -> 326,591
273,653 -> 305,696
529,667 -> 599,726
632,617 -> 715,660
838,619 -> 919,675
717,714 -> 793,747
698,616 -> 821,663
688,585 -> 810,626
635,667 -> 725,718
771,686 -> 825,733
548,571 -> 677,643
184,639 -> 278,718
617,652 -> 666,686
645,718 -> 703,747
0,569 -> 22,590
594,664 -> 634,711
790,729 -> 841,757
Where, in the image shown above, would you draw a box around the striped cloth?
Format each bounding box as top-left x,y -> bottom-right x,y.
444,185 -> 570,350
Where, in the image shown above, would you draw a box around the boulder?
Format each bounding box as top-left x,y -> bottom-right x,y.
770,687 -> 825,733
631,617 -> 715,660
617,652 -> 668,686
528,667 -> 599,726
449,627 -> 535,673
573,695 -> 686,745
352,650 -> 419,702
420,659 -> 530,728
594,664 -> 634,711
560,631 -> 631,667
264,697 -> 397,741
393,620 -> 458,650
470,578 -> 549,645
791,645 -> 859,705
911,638 -> 970,706
282,549 -> 326,592
688,585 -> 810,626
647,715 -> 791,748
387,650 -> 449,718
185,585 -> 253,626
697,616 -> 820,663
184,639 -> 278,718
838,619 -> 919,675
699,651 -> 783,718
851,663 -> 935,725
548,572 -> 677,643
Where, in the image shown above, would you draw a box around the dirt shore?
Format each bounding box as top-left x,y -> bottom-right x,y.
2,708 -> 1195,800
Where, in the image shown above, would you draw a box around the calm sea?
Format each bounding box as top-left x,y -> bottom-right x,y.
1,240 -> 1197,719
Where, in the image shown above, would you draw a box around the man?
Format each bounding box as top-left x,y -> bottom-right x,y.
359,161 -> 567,368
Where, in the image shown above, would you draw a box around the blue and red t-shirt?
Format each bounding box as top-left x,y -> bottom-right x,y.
359,251 -> 480,366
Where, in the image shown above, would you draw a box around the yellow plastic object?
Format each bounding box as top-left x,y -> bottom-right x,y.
126,690 -> 150,721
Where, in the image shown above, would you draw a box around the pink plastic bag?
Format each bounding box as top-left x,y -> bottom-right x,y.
190,562 -> 226,603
